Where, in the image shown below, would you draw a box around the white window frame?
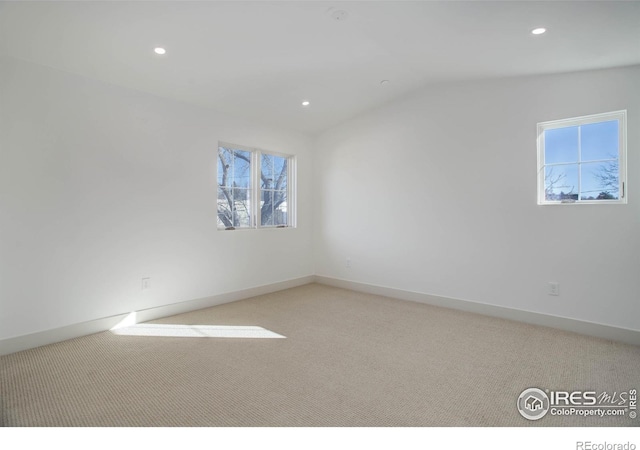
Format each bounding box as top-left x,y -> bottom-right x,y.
217,142 -> 296,230
537,110 -> 627,205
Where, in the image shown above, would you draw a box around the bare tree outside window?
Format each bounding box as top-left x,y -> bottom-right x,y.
544,167 -> 576,201
591,159 -> 619,199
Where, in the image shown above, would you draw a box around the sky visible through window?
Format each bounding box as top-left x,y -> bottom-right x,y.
544,120 -> 619,201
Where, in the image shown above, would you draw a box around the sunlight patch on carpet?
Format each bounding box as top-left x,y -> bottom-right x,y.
111,324 -> 286,339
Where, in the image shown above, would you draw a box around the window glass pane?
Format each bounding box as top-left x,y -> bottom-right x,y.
274,191 -> 287,226
580,161 -> 619,200
233,210 -> 251,228
581,120 -> 618,162
218,146 -> 252,228
544,164 -> 578,201
261,190 -> 274,204
233,150 -> 251,188
545,126 -> 578,164
261,154 -> 274,188
259,153 -> 288,226
232,186 -> 249,202
217,153 -> 225,185
262,211 -> 274,227
260,190 -> 288,226
261,190 -> 274,226
261,154 -> 287,189
217,189 -> 232,228
273,155 -> 287,189
217,147 -> 232,185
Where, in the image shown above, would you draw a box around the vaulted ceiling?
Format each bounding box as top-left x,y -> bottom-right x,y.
1,1 -> 639,134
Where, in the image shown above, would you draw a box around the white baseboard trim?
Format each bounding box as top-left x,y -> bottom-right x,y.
314,275 -> 640,346
0,275 -> 315,356
3,274 -> 637,356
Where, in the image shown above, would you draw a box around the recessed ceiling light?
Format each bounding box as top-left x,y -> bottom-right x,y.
154,47 -> 166,55
531,28 -> 546,35
301,100 -> 310,107
330,10 -> 349,22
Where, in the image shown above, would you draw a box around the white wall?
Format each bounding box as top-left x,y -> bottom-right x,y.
314,65 -> 640,331
0,56 -> 314,340
2,55 -> 638,343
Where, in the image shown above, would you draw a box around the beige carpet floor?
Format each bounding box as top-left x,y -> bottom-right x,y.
1,283 -> 639,427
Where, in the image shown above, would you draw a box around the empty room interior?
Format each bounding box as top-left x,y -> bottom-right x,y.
1,1 -> 639,429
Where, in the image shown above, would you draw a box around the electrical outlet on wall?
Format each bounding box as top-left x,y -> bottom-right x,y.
141,277 -> 151,290
346,258 -> 351,269
548,282 -> 560,296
